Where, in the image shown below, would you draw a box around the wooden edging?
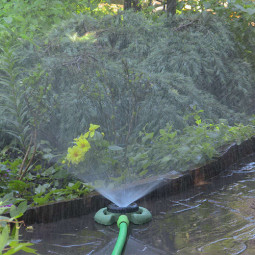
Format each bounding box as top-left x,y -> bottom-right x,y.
22,137 -> 255,225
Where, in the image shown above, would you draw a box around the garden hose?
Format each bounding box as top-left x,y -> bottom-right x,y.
111,215 -> 129,255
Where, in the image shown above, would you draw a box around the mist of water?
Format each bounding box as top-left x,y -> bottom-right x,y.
96,178 -> 163,207
76,167 -> 165,207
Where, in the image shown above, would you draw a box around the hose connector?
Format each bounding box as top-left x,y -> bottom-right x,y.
117,215 -> 129,228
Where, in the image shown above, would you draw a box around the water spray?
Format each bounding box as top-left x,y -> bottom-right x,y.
94,203 -> 152,255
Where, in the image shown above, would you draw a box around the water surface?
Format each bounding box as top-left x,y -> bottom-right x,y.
21,154 -> 255,254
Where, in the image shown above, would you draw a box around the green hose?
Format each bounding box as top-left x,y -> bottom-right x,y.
111,215 -> 129,255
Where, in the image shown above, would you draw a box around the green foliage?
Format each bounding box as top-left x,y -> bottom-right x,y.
0,151 -> 92,207
0,0 -> 105,47
8,181 -> 30,196
145,13 -> 253,111
63,110 -> 255,185
1,8 -> 254,153
226,1 -> 255,69
32,181 -> 91,205
0,0 -> 254,217
176,0 -> 255,69
122,111 -> 255,180
0,0 -> 68,36
18,11 -> 252,149
0,194 -> 37,255
0,47 -> 31,149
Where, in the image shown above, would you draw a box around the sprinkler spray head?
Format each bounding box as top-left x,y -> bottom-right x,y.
94,202 -> 152,225
107,203 -> 139,214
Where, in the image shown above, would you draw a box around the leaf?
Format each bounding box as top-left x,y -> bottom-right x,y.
4,241 -> 37,255
0,225 -> 9,252
3,17 -> 13,24
0,216 -> 10,221
35,184 -> 50,194
10,201 -> 27,219
108,145 -> 123,151
11,222 -> 19,240
8,180 -> 28,193
233,4 -> 246,12
159,129 -> 166,136
0,207 -> 8,215
160,155 -> 172,163
20,245 -> 38,254
67,181 -> 81,190
33,193 -> 51,205
41,167 -> 56,176
2,193 -> 15,204
42,153 -> 55,161
139,169 -> 148,176
168,131 -> 177,139
245,8 -> 255,15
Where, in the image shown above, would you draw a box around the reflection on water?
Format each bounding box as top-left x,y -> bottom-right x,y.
21,154 -> 255,254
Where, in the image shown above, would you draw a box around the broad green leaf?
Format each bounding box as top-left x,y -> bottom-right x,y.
4,241 -> 37,255
20,245 -> 37,254
0,225 -> 9,252
10,201 -> 27,219
35,184 -> 48,194
67,181 -> 81,190
33,193 -> 51,205
41,167 -> 56,176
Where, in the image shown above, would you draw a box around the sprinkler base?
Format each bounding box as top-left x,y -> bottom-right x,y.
107,203 -> 139,214
94,206 -> 152,225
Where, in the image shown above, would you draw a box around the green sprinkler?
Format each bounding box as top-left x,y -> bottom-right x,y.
94,203 -> 152,255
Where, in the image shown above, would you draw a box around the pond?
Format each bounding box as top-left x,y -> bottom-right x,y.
21,153 -> 255,255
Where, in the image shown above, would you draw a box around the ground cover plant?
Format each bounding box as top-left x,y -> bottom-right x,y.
0,0 -> 255,253
0,194 -> 37,254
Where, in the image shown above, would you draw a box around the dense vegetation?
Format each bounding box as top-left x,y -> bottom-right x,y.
0,0 -> 254,253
